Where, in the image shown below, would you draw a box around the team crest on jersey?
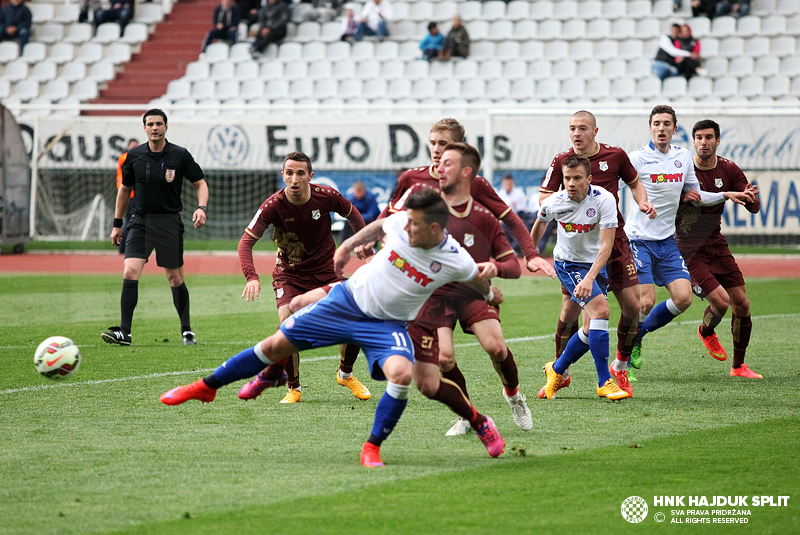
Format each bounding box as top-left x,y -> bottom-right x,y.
312,209 -> 320,220
715,178 -> 723,188
165,169 -> 176,183
430,261 -> 442,273
599,161 -> 608,171
276,288 -> 284,298
674,160 -> 682,168
586,208 -> 596,218
463,233 -> 475,247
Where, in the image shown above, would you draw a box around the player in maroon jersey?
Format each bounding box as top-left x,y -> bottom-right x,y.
374,118 -> 555,278
537,110 -> 656,397
237,151 -> 372,403
676,119 -> 762,378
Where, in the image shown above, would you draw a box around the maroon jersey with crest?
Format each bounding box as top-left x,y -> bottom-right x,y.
239,184 -> 357,281
541,143 -> 639,226
382,164 -> 539,260
676,156 -> 760,257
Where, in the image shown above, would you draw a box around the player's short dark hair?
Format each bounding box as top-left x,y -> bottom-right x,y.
562,154 -> 591,177
431,118 -> 465,142
405,187 -> 449,229
428,21 -> 437,31
502,174 -> 514,181
443,142 -> 481,180
692,119 -> 720,139
572,110 -> 597,128
649,105 -> 677,126
142,108 -> 167,124
283,151 -> 312,174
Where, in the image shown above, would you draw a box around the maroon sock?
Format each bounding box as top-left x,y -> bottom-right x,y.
556,319 -> 579,358
441,364 -> 470,400
492,347 -> 519,393
430,378 -> 486,428
261,361 -> 286,381
700,306 -> 724,338
284,352 -> 300,389
339,343 -> 360,374
616,314 -> 638,358
731,313 -> 752,369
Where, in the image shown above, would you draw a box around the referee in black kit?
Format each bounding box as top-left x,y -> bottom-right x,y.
103,109 -> 209,346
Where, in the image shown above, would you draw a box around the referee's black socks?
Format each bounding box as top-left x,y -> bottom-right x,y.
171,282 -> 191,333
120,279 -> 138,335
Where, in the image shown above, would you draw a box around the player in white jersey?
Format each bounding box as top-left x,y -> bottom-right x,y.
625,105 -> 736,373
531,155 -> 629,400
159,188 -> 506,467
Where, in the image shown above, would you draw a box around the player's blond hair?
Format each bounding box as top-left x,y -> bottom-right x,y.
430,118 -> 465,142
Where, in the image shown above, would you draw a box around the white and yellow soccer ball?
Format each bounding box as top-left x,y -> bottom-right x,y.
34,336 -> 81,379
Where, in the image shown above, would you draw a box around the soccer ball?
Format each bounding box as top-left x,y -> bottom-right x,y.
34,336 -> 81,379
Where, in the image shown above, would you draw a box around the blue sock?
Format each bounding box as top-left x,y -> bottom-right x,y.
588,319 -> 611,387
554,329 -> 589,375
212,346 -> 269,386
368,383 -> 409,445
638,299 -> 681,343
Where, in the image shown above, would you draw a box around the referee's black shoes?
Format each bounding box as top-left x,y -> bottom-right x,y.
101,326 -> 132,346
182,331 -> 197,346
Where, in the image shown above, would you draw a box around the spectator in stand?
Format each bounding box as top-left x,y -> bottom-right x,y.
291,0 -> 341,23
354,0 -> 391,42
676,23 -> 706,79
202,0 -> 241,52
340,4 -> 358,42
340,181 -> 380,243
94,0 -> 135,33
440,16 -> 470,60
79,0 -> 101,23
714,0 -> 749,18
497,174 -> 530,256
652,23 -> 688,80
239,0 -> 263,29
692,0 -> 720,18
419,22 -> 444,61
250,0 -> 290,57
0,0 -> 31,50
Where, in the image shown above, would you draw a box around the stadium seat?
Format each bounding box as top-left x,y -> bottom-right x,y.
553,1 -> 578,21
746,37 -> 771,57
569,40 -> 593,61
752,0 -> 776,15
736,16 -> 761,37
603,0 -> 627,19
488,20 -> 514,41
409,2 -> 434,22
513,20 -> 536,40
0,41 -> 18,63
765,75 -> 791,97
711,16 -> 737,38
267,78 -> 291,98
595,39 -> 619,58
579,1 -> 604,20
636,76 -> 661,98
791,76 -> 800,96
171,98 -> 197,118
106,43 -> 131,64
610,77 -> 636,99
356,59 -> 380,79
88,61 -> 116,83
713,76 -> 739,97
391,20 -> 415,41
503,59 -> 527,80
37,23 -> 64,44
191,79 -> 216,99
529,1 -> 553,21
240,79 -> 265,99
520,40 -> 544,60
13,79 -> 39,102
561,20 -> 587,41
537,20 -> 562,40
165,81 -> 190,101
93,23 -> 121,44
3,60 -> 27,81
704,57 -> 728,78
302,42 -> 326,61
561,77 -> 585,100
545,40 -> 569,60
688,76 -> 713,98
31,60 -> 57,82
54,96 -> 83,116
587,19 -> 612,40
20,42 -> 46,63
60,61 -> 87,82
458,78 -> 483,100
628,58 -> 652,79
436,79 -> 459,99
628,0 -> 652,19
220,97 -> 246,117
235,60 -> 259,80
755,56 -> 780,76
307,59 -> 332,80
719,37 -> 745,58
459,1 -> 482,22
278,42 -> 302,61
636,18 -> 661,39
332,59 -> 356,79
471,41 -> 495,60
482,1 -> 506,21
319,21 -> 341,43
536,78 -> 560,100
585,77 -> 611,100
479,59 -> 502,79
778,0 -> 800,15
506,1 -> 530,19
392,1 -> 411,20
327,41 -> 350,61
701,37 -> 720,57
136,4 -> 164,24
54,4 -> 81,24
259,59 -> 284,78
313,79 -> 337,99
295,22 -> 320,43
428,60 -> 452,80
185,61 -> 210,81
612,19 -> 636,40
603,58 -> 627,79
529,59 -> 553,80
406,60 -> 429,80
729,56 -> 755,77
761,15 -> 787,36
72,79 -> 98,100
485,78 -> 510,100
577,59 -> 602,79
552,59 -> 577,80
510,78 -> 534,99
773,36 -> 797,57
375,41 -> 399,60
195,98 -> 221,117
495,41 -> 520,60
338,78 -> 362,98
229,43 -> 253,63
453,59 -> 478,79
48,43 -> 75,65
362,79 -> 387,99
387,78 -> 411,98
787,14 -> 800,35
687,17 -> 711,38
27,96 -> 53,116
468,20 -> 489,41
204,42 -> 230,63
210,62 -> 235,81
781,56 -> 800,76
652,0 -> 675,17
739,75 -> 765,97
119,22 -> 148,44
434,1 -> 458,20
31,3 -> 55,23
76,42 -> 103,64
351,42 -> 374,61
662,76 -> 687,97
619,39 -> 644,60
44,79 -> 69,100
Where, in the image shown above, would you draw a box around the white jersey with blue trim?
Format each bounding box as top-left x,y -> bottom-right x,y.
625,141 -> 699,241
537,185 -> 618,264
347,211 -> 479,321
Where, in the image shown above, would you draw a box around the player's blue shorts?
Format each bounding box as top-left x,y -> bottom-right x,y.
554,261 -> 608,309
279,282 -> 414,381
629,236 -> 690,287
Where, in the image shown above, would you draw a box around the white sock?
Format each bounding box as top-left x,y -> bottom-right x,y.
612,359 -> 627,372
385,382 -> 410,400
339,369 -> 352,379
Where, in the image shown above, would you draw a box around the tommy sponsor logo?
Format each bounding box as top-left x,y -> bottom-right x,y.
560,221 -> 597,233
650,173 -> 683,183
165,169 -> 176,183
387,250 -> 433,287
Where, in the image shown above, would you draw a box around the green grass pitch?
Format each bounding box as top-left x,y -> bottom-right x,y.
1,273 -> 798,535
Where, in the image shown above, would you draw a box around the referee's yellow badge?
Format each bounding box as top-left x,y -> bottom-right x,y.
165,169 -> 176,183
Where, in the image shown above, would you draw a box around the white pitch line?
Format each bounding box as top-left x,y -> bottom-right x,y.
3,313 -> 796,396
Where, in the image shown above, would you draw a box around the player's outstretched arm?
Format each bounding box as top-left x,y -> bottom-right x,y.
289,287 -> 329,313
629,180 -> 656,219
334,219 -> 386,276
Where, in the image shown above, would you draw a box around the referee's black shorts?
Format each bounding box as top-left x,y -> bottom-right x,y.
124,213 -> 184,269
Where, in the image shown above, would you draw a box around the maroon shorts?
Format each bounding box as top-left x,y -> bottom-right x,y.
684,244 -> 745,298
449,296 -> 500,335
272,271 -> 342,308
606,231 -> 639,291
408,298 -> 448,364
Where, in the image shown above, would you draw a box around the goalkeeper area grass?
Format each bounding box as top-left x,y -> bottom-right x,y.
0,274 -> 797,535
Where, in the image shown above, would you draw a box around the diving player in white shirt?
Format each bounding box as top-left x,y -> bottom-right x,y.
530,154 -> 629,401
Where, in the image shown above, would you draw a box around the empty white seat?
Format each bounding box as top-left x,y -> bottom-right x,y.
60,61 -> 87,82
319,21 -> 341,42
301,42 -> 325,61
687,17 -> 711,38
595,39 -> 619,57
3,60 -> 27,81
54,4 -> 81,24
453,59 -> 478,79
387,78 -> 411,98
171,98 -> 197,118
495,41 -> 520,60
406,60 -> 429,80
307,59 -> 332,80
37,23 -> 64,44
662,76 -> 687,97
31,61 -> 57,82
26,96 -> 53,116
208,62 -> 234,81
460,78 -> 485,100
88,61 -> 116,83
628,0 -> 652,18
688,76 -> 713,98
587,19 -> 611,40
482,1 -> 506,21
44,79 -> 70,100
408,2 -> 434,22
781,56 -> 800,76
219,97 -> 246,117
561,19 -> 587,41
553,1 -> 578,20
375,41 -> 399,60
652,0 -> 675,16
106,43 -> 131,64
536,78 -> 561,100
637,76 -> 662,98
216,79 -> 240,98
436,79 -> 459,99
765,75 -> 791,97
351,42 -> 374,61
537,20 -> 562,40
746,37 -> 771,57
313,79 -> 337,99
713,75 -> 739,97
552,59 -> 576,80
479,59 -> 502,79
390,21 -> 415,41
485,78 -> 510,99
120,23 -> 149,44
204,42 -> 230,63
31,3 -> 55,23
577,59 -> 602,79
93,23 -> 121,44
278,42 -> 302,61
702,37 -> 720,56
752,0 -> 776,15
569,40 -> 593,61
719,37 -> 744,58
636,18 -> 661,39
295,21 -> 320,43
240,79 -> 265,99
761,15 -> 787,36
711,16 -> 737,38
545,40 -> 569,60
235,60 -> 259,80
76,43 -> 103,63
362,79 -> 387,99
755,56 -> 780,76
229,43 -> 253,63
48,43 -> 74,65
0,41 -> 19,62
469,20 -> 489,41
529,1 -> 553,21
603,0 -> 627,19
612,18 -> 636,39
705,57 -> 728,77
338,78 -> 362,98
628,58 -> 652,79
64,23 -> 93,43
578,1 -> 604,20
459,1 -> 483,22
428,61 -> 453,80
392,1 -> 410,20
729,56 -> 755,77
739,75 -> 765,97
521,40 -> 544,59
72,79 -> 98,100
506,1 -> 530,19
585,78 -> 610,100
327,41 -> 350,61
136,4 -> 164,24
191,79 -> 216,99
20,42 -> 46,63
610,77 -> 636,99
488,20 -> 514,41
603,58 -> 627,79
471,41 -> 495,60
529,59 -> 552,80
356,59 -> 380,78
510,78 -> 534,99
778,0 -> 800,14
267,79 -> 290,98
185,61 -> 210,80
434,1 -> 458,19
791,76 -> 800,96
773,36 -> 797,57
332,59 -> 356,79
619,39 -> 644,59
736,16 -> 761,37
503,59 -> 527,80
513,20 -> 536,39
561,77 -> 585,100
